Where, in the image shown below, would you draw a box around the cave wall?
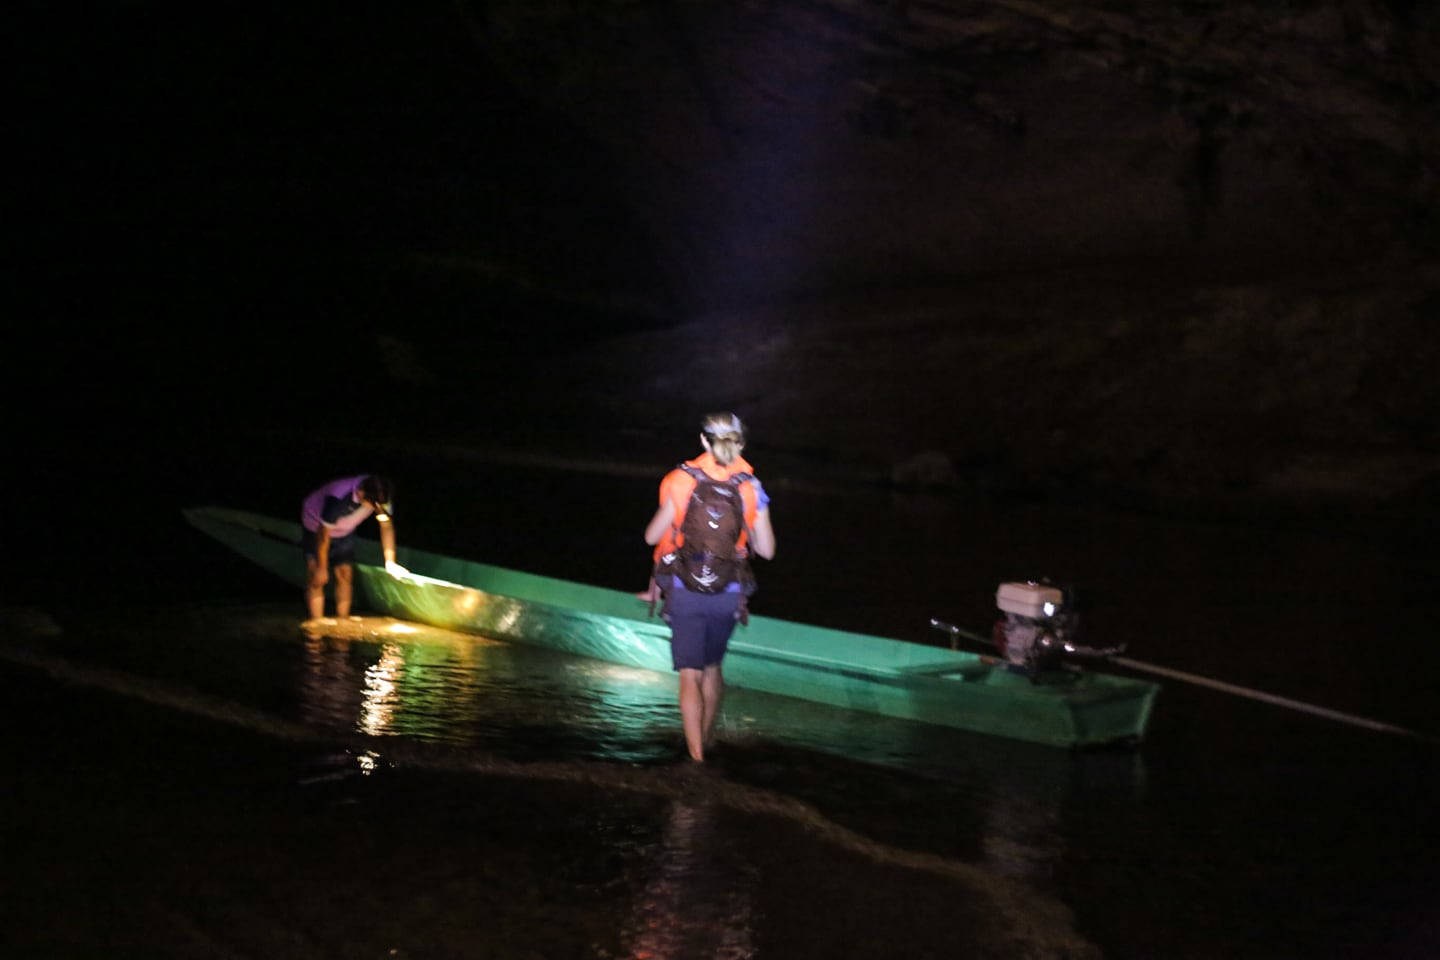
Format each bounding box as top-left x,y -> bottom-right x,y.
464,0 -> 1438,310
444,0 -> 1440,506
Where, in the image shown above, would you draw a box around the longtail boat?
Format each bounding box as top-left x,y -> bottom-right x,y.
183,505 -> 1161,748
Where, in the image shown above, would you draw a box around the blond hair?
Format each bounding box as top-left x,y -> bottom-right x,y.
701,412 -> 746,466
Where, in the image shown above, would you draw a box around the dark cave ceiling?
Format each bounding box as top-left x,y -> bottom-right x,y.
460,0 -> 1439,310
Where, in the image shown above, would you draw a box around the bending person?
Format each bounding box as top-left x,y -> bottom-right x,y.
301,474 -> 400,620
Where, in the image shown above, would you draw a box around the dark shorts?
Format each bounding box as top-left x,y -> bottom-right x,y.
664,586 -> 742,671
301,529 -> 358,565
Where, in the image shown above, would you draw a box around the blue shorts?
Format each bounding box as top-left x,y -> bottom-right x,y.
301,529 -> 358,565
664,586 -> 743,671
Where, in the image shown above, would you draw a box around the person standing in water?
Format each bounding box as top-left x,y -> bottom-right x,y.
301,474 -> 402,620
644,413 -> 776,762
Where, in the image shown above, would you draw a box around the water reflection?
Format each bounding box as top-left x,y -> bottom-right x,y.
293,617 -> 682,762
292,614 -> 1149,885
621,798 -> 759,960
299,635 -> 360,727
973,747 -> 1144,881
297,617 -> 499,742
359,640 -> 404,735
978,773 -> 1063,880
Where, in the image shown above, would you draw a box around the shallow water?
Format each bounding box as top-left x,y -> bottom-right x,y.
8,428 -> 1440,959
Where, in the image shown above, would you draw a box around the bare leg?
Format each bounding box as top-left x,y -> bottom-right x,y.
305,556 -> 327,619
678,667 -> 706,761
699,664 -> 725,749
334,564 -> 354,618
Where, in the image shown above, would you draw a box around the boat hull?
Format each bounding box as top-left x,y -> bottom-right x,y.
184,506 -> 1159,748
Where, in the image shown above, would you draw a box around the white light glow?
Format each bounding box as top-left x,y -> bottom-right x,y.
358,642 -> 405,735
454,589 -> 485,617
493,603 -> 523,635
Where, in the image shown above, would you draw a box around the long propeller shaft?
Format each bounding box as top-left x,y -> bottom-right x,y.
1111,655 -> 1436,744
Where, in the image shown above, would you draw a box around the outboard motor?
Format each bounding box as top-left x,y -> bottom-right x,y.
993,580 -> 1123,678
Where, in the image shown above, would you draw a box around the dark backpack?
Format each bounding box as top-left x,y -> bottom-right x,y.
655,464 -> 756,596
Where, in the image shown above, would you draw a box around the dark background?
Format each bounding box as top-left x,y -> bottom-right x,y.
11,1 -> 1440,517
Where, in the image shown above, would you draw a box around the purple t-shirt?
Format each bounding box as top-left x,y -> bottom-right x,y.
301,475 -> 374,538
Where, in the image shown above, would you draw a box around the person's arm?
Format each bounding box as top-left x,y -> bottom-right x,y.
749,507 -> 776,559
639,487 -> 676,605
378,516 -> 406,575
378,516 -> 396,565
748,478 -> 776,559
644,498 -> 676,546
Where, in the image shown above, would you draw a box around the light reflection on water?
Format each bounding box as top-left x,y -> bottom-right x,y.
296,617 -> 721,763
284,613 -> 1118,884
620,799 -> 760,960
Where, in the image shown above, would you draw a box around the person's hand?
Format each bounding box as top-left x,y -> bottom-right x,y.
385,560 -> 410,578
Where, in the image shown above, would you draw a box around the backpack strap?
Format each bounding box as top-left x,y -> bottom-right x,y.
670,463 -> 704,546
727,471 -> 756,542
680,465 -> 751,485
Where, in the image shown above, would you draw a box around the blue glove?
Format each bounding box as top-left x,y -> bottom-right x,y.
751,477 -> 771,510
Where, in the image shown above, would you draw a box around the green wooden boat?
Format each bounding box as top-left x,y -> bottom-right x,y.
184,505 -> 1160,748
